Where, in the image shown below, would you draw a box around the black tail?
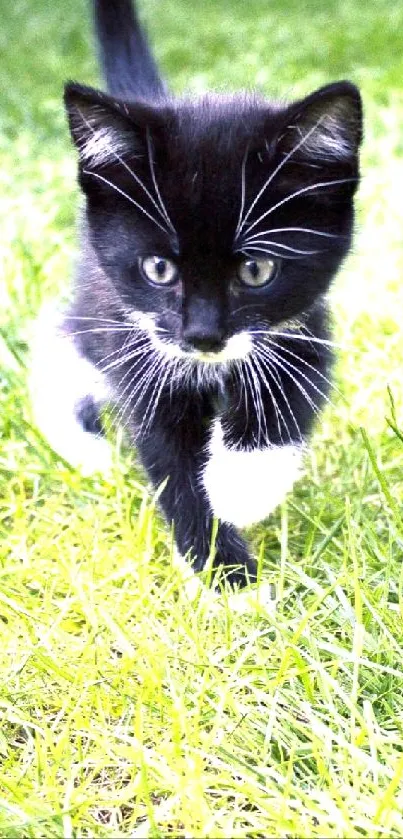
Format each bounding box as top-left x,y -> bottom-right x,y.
93,0 -> 165,100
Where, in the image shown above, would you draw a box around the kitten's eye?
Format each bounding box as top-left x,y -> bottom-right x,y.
237,258 -> 277,288
139,256 -> 178,286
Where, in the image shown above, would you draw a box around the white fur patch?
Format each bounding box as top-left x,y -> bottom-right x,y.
79,126 -> 131,167
301,111 -> 354,161
194,331 -> 252,364
202,419 -> 303,528
30,304 -> 112,474
129,310 -> 252,364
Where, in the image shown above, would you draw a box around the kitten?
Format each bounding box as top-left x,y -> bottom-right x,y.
31,0 -> 362,588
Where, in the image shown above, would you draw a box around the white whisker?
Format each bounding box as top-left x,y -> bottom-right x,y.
95,329 -> 140,370
140,358 -> 175,436
244,226 -> 341,239
131,354 -> 170,436
236,246 -> 304,261
99,351 -> 153,438
233,360 -> 245,414
265,338 -> 340,398
249,354 -> 284,445
100,342 -> 149,374
266,344 -> 333,407
101,353 -> 146,439
79,108 -> 173,236
114,352 -> 161,431
242,356 -> 265,445
238,117 -> 325,235
239,239 -> 320,256
62,314 -> 135,327
63,326 -> 134,340
115,352 -> 153,401
248,329 -> 341,349
82,170 -> 171,235
169,358 -> 182,403
234,360 -> 249,435
146,127 -> 177,238
234,146 -> 249,239
252,349 -> 302,443
257,344 -> 327,414
242,177 -> 357,237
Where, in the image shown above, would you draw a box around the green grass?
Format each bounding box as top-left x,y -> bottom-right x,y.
1,0 -> 403,835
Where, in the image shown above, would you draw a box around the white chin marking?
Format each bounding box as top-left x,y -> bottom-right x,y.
30,303 -> 112,475
202,419 -> 304,528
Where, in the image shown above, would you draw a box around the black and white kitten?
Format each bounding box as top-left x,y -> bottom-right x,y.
31,0 -> 362,588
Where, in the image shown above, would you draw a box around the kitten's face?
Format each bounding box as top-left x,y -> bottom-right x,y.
65,82 -> 361,364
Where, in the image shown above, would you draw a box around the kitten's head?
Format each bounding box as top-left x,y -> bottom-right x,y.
65,80 -> 362,364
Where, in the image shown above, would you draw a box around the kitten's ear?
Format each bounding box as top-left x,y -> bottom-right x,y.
64,81 -> 152,167
279,81 -> 363,164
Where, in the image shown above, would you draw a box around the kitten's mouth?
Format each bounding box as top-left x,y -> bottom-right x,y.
181,331 -> 252,364
185,350 -> 227,364
194,350 -> 225,363
129,312 -> 252,364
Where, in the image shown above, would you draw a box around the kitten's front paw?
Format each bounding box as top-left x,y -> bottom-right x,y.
172,548 -> 276,616
226,581 -> 276,615
216,559 -> 257,589
171,547 -> 204,601
214,525 -> 257,589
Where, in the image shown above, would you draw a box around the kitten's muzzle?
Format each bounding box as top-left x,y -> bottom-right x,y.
180,332 -> 225,354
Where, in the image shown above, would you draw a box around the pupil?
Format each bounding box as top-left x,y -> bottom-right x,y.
248,260 -> 259,279
155,258 -> 166,276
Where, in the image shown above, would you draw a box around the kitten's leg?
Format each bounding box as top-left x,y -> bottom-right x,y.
30,303 -> 112,474
134,411 -> 258,590
170,544 -> 276,614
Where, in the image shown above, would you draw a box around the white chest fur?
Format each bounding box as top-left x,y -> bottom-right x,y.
202,419 -> 303,528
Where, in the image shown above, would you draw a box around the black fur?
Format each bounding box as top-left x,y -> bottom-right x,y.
63,0 -> 362,587
93,0 -> 164,99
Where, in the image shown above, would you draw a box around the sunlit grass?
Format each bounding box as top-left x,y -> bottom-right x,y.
1,0 -> 403,835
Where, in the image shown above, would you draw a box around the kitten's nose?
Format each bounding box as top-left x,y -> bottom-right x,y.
181,330 -> 225,354
182,295 -> 226,354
